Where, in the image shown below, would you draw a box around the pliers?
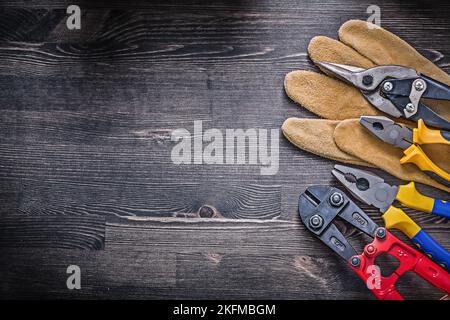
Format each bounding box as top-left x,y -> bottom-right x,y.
298,185 -> 450,299
317,62 -> 450,130
332,164 -> 450,269
360,115 -> 450,187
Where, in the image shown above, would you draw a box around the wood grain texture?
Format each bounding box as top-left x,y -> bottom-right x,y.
0,247 -> 177,299
105,216 -> 450,256
0,216 -> 105,249
0,181 -> 281,219
0,0 -> 449,299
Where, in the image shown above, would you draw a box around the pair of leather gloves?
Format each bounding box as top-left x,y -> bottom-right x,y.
282,20 -> 450,192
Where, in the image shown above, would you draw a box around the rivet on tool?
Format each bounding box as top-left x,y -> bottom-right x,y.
405,103 -> 415,113
329,192 -> 344,207
366,244 -> 376,255
414,80 -> 425,91
362,75 -> 373,86
350,256 -> 361,267
309,214 -> 324,229
376,228 -> 386,239
383,81 -> 393,92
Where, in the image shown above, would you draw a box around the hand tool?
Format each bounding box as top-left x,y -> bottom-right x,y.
299,185 -> 450,299
333,164 -> 450,218
359,115 -> 450,187
332,164 -> 450,269
316,62 -> 450,130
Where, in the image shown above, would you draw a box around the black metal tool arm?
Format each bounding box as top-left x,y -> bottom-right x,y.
421,75 -> 450,101
386,94 -> 450,130
384,76 -> 450,101
380,74 -> 450,129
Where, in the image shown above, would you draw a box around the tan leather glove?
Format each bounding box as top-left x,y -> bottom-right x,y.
282,20 -> 450,192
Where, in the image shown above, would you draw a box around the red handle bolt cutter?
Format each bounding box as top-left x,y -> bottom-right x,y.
298,185 -> 450,299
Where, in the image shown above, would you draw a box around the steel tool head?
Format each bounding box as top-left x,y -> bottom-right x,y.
298,185 -> 378,261
316,62 -> 417,90
359,116 -> 413,150
332,165 -> 398,213
317,62 -> 419,118
316,62 -> 367,87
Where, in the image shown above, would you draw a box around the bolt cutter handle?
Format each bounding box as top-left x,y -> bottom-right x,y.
382,206 -> 450,269
349,228 -> 450,300
396,182 -> 450,219
414,253 -> 450,296
401,144 -> 450,187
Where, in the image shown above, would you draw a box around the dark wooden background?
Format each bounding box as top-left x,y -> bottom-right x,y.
0,0 -> 449,300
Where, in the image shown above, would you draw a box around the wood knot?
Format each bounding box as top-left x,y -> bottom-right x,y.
198,205 -> 215,218
205,253 -> 222,264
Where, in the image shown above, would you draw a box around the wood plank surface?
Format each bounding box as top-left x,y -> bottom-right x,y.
0,0 -> 449,299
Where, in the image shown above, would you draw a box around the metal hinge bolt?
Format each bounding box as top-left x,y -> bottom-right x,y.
383,81 -> 393,92
376,228 -> 386,239
330,192 -> 344,207
405,103 -> 415,113
414,79 -> 425,91
309,214 -> 324,229
350,256 -> 361,267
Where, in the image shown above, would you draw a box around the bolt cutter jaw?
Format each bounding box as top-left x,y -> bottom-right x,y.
359,115 -> 413,149
332,164 -> 398,213
299,185 -> 378,261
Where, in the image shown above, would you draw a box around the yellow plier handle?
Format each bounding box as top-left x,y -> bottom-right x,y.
401,144 -> 450,187
382,206 -> 420,239
413,119 -> 450,145
396,182 -> 435,213
396,182 -> 450,218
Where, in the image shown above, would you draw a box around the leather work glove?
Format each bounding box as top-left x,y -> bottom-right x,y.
282,20 -> 450,192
